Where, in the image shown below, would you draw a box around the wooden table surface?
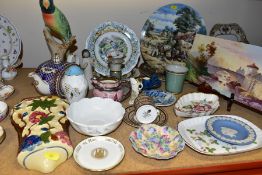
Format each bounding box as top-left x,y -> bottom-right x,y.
0,68 -> 262,175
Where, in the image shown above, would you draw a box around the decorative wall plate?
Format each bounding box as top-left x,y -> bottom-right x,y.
178,115 -> 262,155
143,89 -> 176,106
86,21 -> 140,76
0,15 -> 21,67
74,136 -> 125,171
123,106 -> 167,128
129,124 -> 185,159
140,3 -> 206,74
206,116 -> 256,145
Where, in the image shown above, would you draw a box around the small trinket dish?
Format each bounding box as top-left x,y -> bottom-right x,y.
0,101 -> 8,121
0,125 -> 5,143
74,136 -> 125,171
129,124 -> 185,159
143,90 -> 176,107
0,85 -> 15,100
174,93 -> 219,117
206,116 -> 256,145
66,97 -> 125,136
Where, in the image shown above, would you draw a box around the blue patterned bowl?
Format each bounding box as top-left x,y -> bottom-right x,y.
129,124 -> 185,159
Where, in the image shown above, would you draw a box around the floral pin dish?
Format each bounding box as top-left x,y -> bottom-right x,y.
174,93 -> 219,117
129,124 -> 185,159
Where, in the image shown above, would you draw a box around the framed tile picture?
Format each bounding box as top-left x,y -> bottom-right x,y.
187,34 -> 262,112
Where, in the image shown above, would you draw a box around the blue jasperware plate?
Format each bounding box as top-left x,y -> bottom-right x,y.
143,90 -> 176,107
205,116 -> 256,145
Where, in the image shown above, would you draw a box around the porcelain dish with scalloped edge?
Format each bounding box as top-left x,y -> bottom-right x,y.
129,124 -> 185,159
174,92 -> 219,117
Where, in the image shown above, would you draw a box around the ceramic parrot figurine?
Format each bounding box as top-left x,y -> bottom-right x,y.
39,0 -> 72,43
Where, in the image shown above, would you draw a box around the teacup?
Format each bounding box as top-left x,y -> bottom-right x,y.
134,95 -> 159,124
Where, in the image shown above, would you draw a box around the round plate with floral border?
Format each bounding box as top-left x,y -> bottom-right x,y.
0,15 -> 21,67
140,3 -> 206,74
86,21 -> 140,76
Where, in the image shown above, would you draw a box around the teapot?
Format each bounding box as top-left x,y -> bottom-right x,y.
92,77 -> 123,101
29,60 -> 88,103
28,60 -> 71,95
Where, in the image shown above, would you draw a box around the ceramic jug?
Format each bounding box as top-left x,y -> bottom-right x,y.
92,77 -> 123,101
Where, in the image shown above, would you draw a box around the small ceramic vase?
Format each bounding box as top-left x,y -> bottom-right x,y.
60,65 -> 88,104
1,56 -> 17,80
129,78 -> 143,105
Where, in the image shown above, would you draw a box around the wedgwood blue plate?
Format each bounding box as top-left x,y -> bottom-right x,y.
143,90 -> 176,107
205,116 -> 256,145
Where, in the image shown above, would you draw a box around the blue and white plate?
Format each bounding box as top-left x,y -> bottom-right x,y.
206,116 -> 256,145
86,21 -> 140,76
143,90 -> 176,107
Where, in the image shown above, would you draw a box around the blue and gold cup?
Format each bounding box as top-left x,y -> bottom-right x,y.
165,64 -> 188,94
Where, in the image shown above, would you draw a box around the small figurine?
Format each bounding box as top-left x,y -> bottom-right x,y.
81,49 -> 93,89
40,0 -> 77,62
40,0 -> 72,43
129,78 -> 143,105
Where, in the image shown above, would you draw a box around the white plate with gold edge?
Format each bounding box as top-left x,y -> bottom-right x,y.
177,115 -> 262,155
74,136 -> 125,171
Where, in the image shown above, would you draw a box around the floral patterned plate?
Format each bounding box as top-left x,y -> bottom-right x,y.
86,21 -> 140,76
0,15 -> 21,67
178,115 -> 262,155
206,116 -> 256,145
129,124 -> 185,159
